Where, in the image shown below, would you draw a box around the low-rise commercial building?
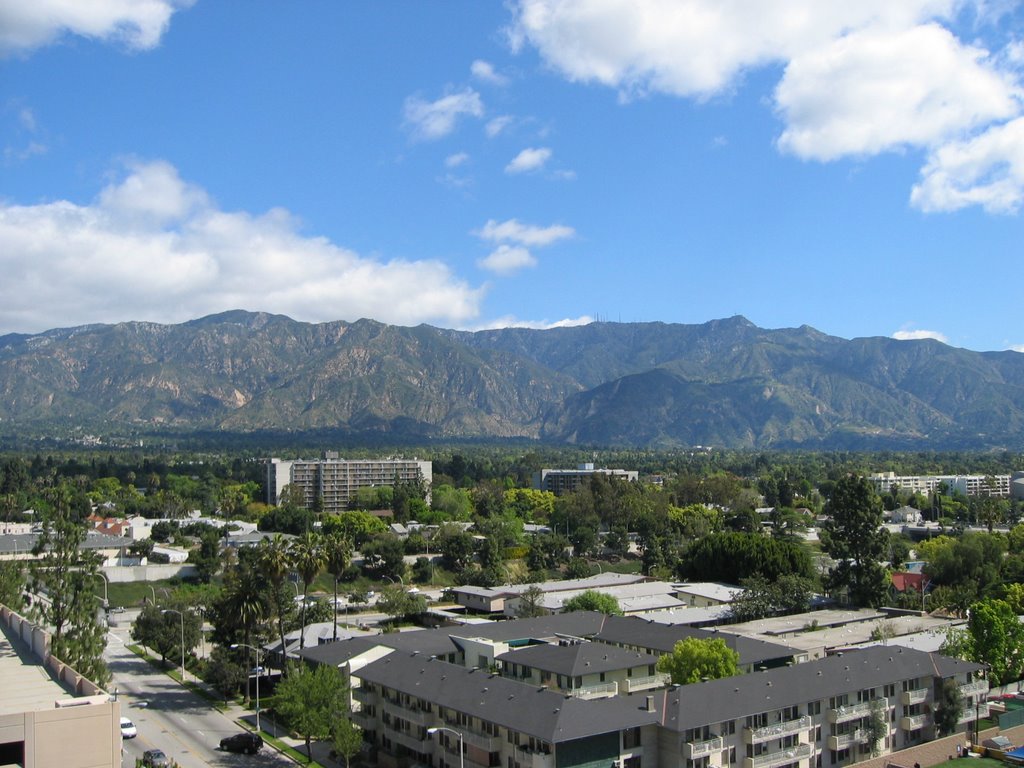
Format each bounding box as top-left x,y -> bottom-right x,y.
0,605 -> 120,768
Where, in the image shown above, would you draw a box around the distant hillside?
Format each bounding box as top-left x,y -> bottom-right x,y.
2,311 -> 1023,449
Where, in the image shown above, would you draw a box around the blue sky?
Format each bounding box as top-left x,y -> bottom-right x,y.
2,1 -> 1024,352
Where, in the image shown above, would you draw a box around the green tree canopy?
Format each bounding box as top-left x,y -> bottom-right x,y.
274,663 -> 349,761
657,637 -> 740,685
680,532 -> 814,583
821,475 -> 888,607
561,590 -> 621,615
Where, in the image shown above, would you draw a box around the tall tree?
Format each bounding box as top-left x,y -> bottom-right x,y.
821,475 -> 888,607
274,663 -> 349,762
324,532 -> 354,641
933,678 -> 964,737
29,492 -> 109,686
257,535 -> 292,674
290,532 -> 326,649
332,719 -> 364,768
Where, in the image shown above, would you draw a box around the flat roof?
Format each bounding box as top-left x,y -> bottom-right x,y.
0,618 -> 75,715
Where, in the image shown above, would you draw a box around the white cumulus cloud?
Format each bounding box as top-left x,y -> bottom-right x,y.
507,0 -> 1024,213
475,314 -> 594,330
911,116 -> 1024,213
0,160 -> 485,334
477,218 -> 575,246
485,115 -> 514,138
471,59 -> 509,85
505,146 -> 552,173
478,244 -> 537,274
403,87 -> 484,141
445,152 -> 470,168
776,24 -> 1020,161
0,0 -> 193,56
892,329 -> 949,343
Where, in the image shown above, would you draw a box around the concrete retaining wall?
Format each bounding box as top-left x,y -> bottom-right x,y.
102,563 -> 197,582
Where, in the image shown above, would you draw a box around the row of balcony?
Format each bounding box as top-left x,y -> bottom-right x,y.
826,729 -> 868,751
961,680 -> 989,697
514,744 -> 556,768
958,704 -> 990,724
623,673 -> 673,693
744,742 -> 812,768
747,716 -> 812,745
829,699 -> 887,724
567,681 -> 619,700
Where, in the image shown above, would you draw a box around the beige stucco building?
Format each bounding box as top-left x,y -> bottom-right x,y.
0,605 -> 120,768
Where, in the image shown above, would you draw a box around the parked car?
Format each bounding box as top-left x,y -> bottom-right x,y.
220,732 -> 264,754
119,717 -> 137,738
141,749 -> 170,767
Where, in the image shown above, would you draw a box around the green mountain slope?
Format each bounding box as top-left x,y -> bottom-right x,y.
2,311 -> 1024,448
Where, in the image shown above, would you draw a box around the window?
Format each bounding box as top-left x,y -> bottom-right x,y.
808,701 -> 820,716
729,747 -> 736,765
623,728 -> 641,750
884,684 -> 896,698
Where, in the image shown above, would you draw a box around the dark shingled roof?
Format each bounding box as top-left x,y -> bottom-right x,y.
357,651 -> 660,742
594,614 -> 795,667
496,640 -> 659,677
299,611 -> 795,673
298,629 -> 459,667
656,645 -> 983,732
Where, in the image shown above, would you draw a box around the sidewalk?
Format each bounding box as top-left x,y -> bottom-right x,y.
232,706 -> 344,767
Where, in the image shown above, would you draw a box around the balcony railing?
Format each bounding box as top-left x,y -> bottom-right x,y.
900,714 -> 929,731
960,680 -> 988,698
389,727 -> 428,754
829,700 -> 886,724
743,742 -> 812,768
382,699 -> 430,726
514,745 -> 555,768
568,681 -> 619,699
827,730 -> 868,751
460,729 -> 502,752
623,673 -> 672,693
900,689 -> 929,706
745,716 -> 812,744
351,709 -> 374,730
686,736 -> 724,759
959,704 -> 990,724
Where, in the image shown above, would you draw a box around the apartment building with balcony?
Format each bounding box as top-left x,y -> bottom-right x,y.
265,453 -> 431,514
532,464 -> 639,496
867,472 -> 1010,498
302,613 -> 986,768
495,638 -> 667,699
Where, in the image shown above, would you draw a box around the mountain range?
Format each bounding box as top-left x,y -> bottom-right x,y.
2,310 -> 1023,449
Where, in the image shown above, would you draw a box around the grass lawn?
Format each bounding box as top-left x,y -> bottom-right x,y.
96,578 -> 183,608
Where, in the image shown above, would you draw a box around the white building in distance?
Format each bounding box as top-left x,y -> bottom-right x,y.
265,452 -> 431,514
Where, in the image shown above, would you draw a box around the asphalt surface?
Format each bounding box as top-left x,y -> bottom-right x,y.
105,624 -> 295,768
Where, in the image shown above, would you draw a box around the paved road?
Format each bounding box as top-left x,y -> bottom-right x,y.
105,625 -> 294,768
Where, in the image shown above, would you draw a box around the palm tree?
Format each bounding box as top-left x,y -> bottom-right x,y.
257,535 -> 292,673
290,532 -> 326,649
324,533 -> 354,641
221,558 -> 267,706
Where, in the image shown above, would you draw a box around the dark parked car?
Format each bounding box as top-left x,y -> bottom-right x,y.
220,732 -> 264,754
141,749 -> 170,767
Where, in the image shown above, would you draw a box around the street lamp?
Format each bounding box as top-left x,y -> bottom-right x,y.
161,609 -> 185,684
96,572 -> 109,609
427,726 -> 464,768
148,585 -> 156,605
232,643 -> 263,733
